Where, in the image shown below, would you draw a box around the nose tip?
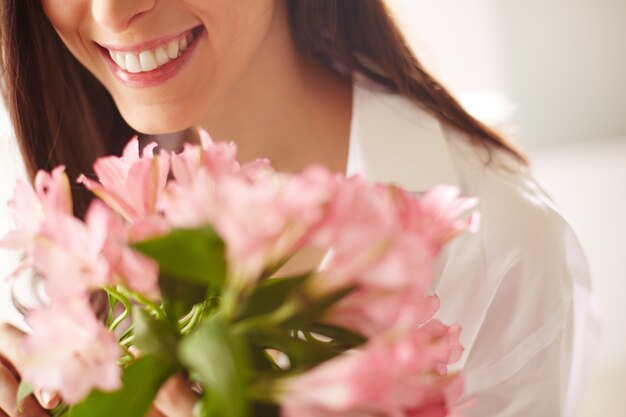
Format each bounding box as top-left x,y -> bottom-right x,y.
92,0 -> 156,33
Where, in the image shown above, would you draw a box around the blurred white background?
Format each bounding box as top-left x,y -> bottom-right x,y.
387,0 -> 626,415
0,1 -> 624,415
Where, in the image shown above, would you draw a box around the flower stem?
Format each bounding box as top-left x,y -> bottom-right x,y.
118,287 -> 166,320
104,286 -> 132,332
180,303 -> 204,334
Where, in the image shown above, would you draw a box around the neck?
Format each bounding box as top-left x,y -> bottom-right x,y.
195,2 -> 352,174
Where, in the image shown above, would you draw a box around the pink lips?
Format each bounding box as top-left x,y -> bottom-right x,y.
99,26 -> 206,88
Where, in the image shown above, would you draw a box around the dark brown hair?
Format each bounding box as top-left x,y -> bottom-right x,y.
1,0 -> 526,217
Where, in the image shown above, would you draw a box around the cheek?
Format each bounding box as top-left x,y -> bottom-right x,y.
193,0 -> 277,59
40,0 -> 88,34
40,0 -> 91,61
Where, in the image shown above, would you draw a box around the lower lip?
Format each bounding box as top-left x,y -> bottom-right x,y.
100,27 -> 206,88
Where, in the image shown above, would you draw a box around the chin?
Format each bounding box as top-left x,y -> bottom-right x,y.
119,105 -> 198,136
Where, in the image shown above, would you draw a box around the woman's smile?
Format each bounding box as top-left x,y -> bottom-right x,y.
97,25 -> 207,88
39,0 -> 279,133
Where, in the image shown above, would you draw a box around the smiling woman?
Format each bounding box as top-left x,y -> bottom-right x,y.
1,0 -> 524,216
0,1 -> 594,417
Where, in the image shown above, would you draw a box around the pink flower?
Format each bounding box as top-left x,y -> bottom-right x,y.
214,165 -> 338,286
78,137 -> 170,222
315,183 -> 477,292
162,167 -> 220,228
309,183 -> 478,336
94,201 -> 161,299
22,297 -> 121,404
32,202 -> 113,300
164,133 -> 339,287
278,321 -> 464,417
309,178 -> 399,294
321,233 -> 437,336
0,166 -> 72,251
396,185 -> 479,256
170,129 -> 239,186
162,131 -> 240,229
324,291 -> 441,338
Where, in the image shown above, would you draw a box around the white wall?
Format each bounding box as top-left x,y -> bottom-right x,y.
388,0 -> 521,138
0,102 -> 27,328
495,0 -> 626,146
389,0 -> 510,94
390,0 -> 626,147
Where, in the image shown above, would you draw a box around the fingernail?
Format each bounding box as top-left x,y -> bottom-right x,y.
39,389 -> 60,408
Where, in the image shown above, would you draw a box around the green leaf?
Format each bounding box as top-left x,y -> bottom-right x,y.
16,380 -> 34,410
69,355 -> 177,417
178,317 -> 250,417
236,274 -> 309,322
133,226 -> 227,291
159,272 -> 211,321
132,305 -> 179,361
282,286 -> 354,329
246,326 -> 338,372
305,323 -> 367,350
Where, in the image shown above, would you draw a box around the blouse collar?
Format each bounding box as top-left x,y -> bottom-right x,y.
346,74 -> 461,192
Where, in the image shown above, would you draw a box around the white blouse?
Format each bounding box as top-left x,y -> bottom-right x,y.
347,75 -> 601,417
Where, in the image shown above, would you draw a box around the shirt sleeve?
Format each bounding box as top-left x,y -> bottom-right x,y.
431,151 -> 599,417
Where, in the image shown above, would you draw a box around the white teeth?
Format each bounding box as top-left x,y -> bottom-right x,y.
109,51 -> 126,70
167,40 -> 179,59
125,54 -> 142,73
108,30 -> 197,73
139,50 -> 158,72
115,53 -> 127,70
155,47 -> 169,66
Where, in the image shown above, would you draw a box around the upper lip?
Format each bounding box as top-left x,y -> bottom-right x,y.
96,25 -> 201,53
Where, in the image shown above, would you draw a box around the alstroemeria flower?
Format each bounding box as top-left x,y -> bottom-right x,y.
324,289 -> 441,338
162,166 -> 220,229
278,321 -> 464,417
170,129 -> 239,186
93,201 -> 161,299
22,297 -> 121,404
0,166 -> 72,252
322,219 -> 442,336
32,202 -> 113,300
78,137 -> 170,222
396,185 -> 479,256
308,178 -> 399,295
214,165 -> 338,287
310,183 -> 478,336
163,130 -> 240,229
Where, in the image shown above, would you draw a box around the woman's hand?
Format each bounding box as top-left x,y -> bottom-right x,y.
0,323 -> 54,417
0,323 -> 198,417
150,373 -> 199,417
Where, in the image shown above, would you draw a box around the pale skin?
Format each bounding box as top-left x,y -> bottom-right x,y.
0,0 -> 352,416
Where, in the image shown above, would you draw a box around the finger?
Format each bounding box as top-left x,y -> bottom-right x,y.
153,374 -> 199,417
0,324 -> 60,410
0,363 -> 47,417
34,388 -> 60,410
0,324 -> 25,373
146,407 -> 167,417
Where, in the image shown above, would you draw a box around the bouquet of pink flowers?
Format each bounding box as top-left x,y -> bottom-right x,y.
1,130 -> 477,417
